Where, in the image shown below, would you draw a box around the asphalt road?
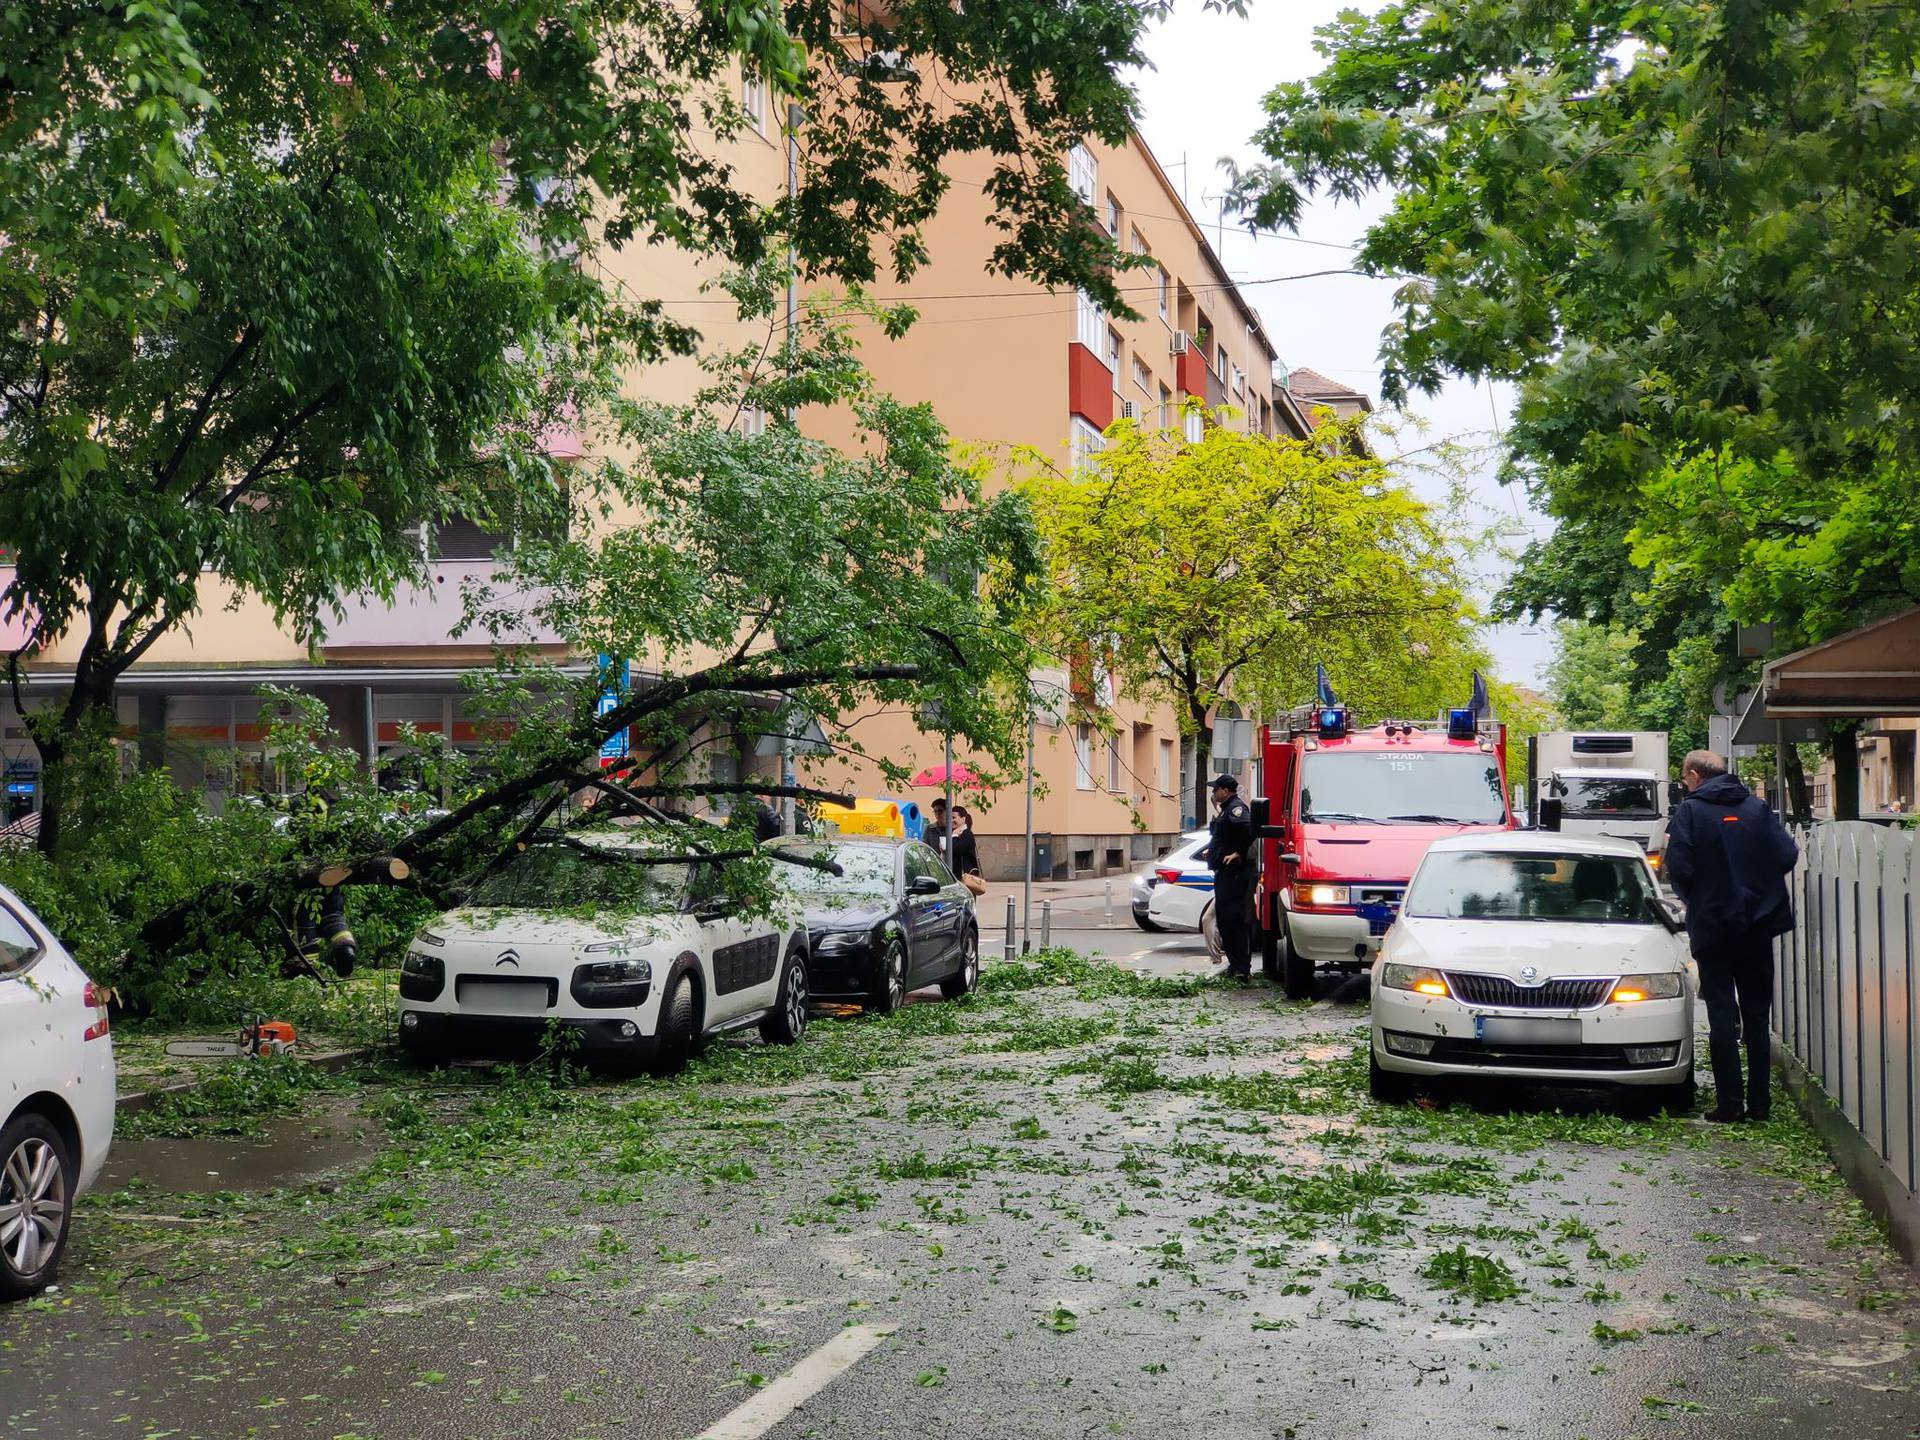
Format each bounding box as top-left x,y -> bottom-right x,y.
4,954 -> 1916,1440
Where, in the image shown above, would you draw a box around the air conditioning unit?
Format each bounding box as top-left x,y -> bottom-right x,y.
1169,330 -> 1191,356
1120,400 -> 1136,420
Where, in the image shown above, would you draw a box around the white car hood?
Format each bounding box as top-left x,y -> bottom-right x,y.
430,907 -> 696,954
1389,916 -> 1685,976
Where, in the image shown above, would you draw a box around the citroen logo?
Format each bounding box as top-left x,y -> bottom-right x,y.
495,949 -> 521,968
1518,965 -> 1539,984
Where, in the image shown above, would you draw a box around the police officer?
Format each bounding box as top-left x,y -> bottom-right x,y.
1204,774 -> 1255,977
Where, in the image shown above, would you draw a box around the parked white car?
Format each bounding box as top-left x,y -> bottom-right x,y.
1369,833 -> 1694,1106
1143,830 -> 1214,933
0,886 -> 115,1301
398,833 -> 809,1073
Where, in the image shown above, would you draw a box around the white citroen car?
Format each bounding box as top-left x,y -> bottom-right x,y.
1,885 -> 115,1302
1369,833 -> 1693,1106
398,832 -> 809,1073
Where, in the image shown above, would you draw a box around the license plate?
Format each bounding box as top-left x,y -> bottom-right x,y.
456,977 -> 555,1015
1476,1016 -> 1581,1045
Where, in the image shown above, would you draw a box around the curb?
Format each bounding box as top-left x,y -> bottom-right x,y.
115,1046 -> 378,1117
1776,1047 -> 1920,1269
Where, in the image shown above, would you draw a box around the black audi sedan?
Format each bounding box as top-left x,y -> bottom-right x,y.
769,836 -> 979,1012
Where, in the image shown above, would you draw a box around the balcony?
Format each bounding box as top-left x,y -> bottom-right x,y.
1066,342 -> 1115,429
1175,345 -> 1208,398
323,561 -> 561,650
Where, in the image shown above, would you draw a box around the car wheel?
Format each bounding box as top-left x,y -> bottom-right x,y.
0,1114 -> 73,1303
868,940 -> 908,1015
940,929 -> 980,1000
1368,1052 -> 1419,1104
760,949 -> 810,1046
1281,915 -> 1314,1000
1133,912 -> 1164,933
651,975 -> 697,1077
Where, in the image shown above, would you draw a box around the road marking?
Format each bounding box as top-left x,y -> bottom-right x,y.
695,1324 -> 895,1440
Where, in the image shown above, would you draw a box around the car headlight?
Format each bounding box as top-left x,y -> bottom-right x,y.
815,931 -> 872,955
402,950 -> 440,973
1381,964 -> 1450,997
415,930 -> 447,948
583,939 -> 630,954
1610,972 -> 1682,1003
578,958 -> 652,984
1298,883 -> 1350,906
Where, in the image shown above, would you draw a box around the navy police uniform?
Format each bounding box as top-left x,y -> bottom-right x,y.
1204,776 -> 1256,975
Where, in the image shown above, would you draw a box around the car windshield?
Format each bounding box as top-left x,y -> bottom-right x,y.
1299,751 -> 1508,825
1405,851 -> 1660,923
1561,777 -> 1660,819
467,843 -> 688,912
771,842 -> 894,902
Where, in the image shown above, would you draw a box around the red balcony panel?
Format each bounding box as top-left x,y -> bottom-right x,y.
1175,346 -> 1208,397
1067,342 -> 1115,430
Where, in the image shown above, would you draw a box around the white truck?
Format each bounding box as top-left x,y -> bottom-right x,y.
1528,731 -> 1677,866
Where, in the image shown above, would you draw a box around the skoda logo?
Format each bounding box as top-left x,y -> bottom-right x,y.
495,948 -> 521,968
1519,965 -> 1539,984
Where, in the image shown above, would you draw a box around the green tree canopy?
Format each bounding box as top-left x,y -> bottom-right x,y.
1019,414 -> 1486,822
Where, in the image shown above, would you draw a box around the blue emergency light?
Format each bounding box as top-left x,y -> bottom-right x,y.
1446,707 -> 1477,739
1317,706 -> 1348,737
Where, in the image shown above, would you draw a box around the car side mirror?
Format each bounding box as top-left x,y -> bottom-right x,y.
1279,852 -> 1302,866
1667,781 -> 1687,809
1538,797 -> 1563,832
1652,895 -> 1686,934
908,875 -> 941,896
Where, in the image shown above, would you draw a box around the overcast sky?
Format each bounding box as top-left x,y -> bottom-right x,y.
1129,2 -> 1556,689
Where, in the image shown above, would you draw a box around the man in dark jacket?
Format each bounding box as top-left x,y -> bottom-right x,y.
1202,774 -> 1256,978
1663,750 -> 1799,1123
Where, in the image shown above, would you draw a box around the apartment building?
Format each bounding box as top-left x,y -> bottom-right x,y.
0,90 -> 1351,878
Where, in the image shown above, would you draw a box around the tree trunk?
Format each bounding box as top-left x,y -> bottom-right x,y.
1782,741 -> 1812,825
1829,721 -> 1860,822
1189,697 -> 1212,830
32,731 -> 67,857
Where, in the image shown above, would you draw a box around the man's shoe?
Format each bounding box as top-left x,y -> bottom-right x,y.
1743,1109 -> 1771,1124
1703,1106 -> 1746,1124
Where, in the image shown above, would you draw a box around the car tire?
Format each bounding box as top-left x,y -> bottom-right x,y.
940,929 -> 980,1000
1281,915 -> 1314,1000
1133,912 -> 1164,933
651,975 -> 697,1077
1368,1052 -> 1419,1104
867,939 -> 908,1015
760,949 -> 810,1046
0,1113 -> 73,1303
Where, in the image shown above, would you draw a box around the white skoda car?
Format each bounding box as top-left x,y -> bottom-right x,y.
1369,833 -> 1693,1106
1,886 -> 116,1301
399,832 -> 808,1073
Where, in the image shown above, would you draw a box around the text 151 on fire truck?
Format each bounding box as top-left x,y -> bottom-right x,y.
1254,674 -> 1516,998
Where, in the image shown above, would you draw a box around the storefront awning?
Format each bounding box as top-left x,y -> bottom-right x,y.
1732,606 -> 1920,745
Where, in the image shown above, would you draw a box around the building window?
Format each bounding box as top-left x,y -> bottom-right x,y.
1075,724 -> 1096,790
1106,326 -> 1123,380
738,405 -> 768,437
1157,268 -> 1170,321
1184,406 -> 1206,444
1104,192 -> 1122,238
1215,343 -> 1229,380
1107,736 -> 1121,791
1157,738 -> 1174,795
1158,382 -> 1173,429
1068,143 -> 1098,205
742,70 -> 766,134
1069,415 -> 1105,474
1076,289 -> 1106,354
1131,225 -> 1149,256
1133,356 -> 1153,396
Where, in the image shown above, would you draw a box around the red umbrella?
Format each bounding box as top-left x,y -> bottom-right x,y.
911,762 -> 981,788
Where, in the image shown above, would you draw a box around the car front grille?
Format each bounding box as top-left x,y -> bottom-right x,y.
1425,1038 -> 1656,1071
1442,972 -> 1613,1010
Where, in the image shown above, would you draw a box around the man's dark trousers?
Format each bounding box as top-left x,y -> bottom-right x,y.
1215,862 -> 1253,974
1697,934 -> 1775,1118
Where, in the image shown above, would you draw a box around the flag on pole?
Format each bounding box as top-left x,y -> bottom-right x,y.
1315,664 -> 1339,708
1468,670 -> 1497,722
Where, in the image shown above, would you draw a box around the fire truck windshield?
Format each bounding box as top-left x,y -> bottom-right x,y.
1299,751 -> 1507,826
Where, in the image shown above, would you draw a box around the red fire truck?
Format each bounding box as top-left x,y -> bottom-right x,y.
1256,690 -> 1517,997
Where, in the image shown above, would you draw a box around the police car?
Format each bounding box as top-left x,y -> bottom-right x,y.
398,831 -> 809,1073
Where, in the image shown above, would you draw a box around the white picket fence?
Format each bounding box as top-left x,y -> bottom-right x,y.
1776,821 -> 1918,1199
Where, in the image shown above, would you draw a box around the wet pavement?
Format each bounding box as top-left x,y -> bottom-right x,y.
3,960 -> 1917,1440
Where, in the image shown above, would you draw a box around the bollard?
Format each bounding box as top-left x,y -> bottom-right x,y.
1040,900 -> 1052,949
1003,896 -> 1017,963
1104,879 -> 1114,928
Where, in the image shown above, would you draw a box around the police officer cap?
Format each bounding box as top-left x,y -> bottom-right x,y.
1208,774 -> 1239,792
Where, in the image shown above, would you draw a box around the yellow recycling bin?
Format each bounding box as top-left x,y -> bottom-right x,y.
817,798 -> 904,838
